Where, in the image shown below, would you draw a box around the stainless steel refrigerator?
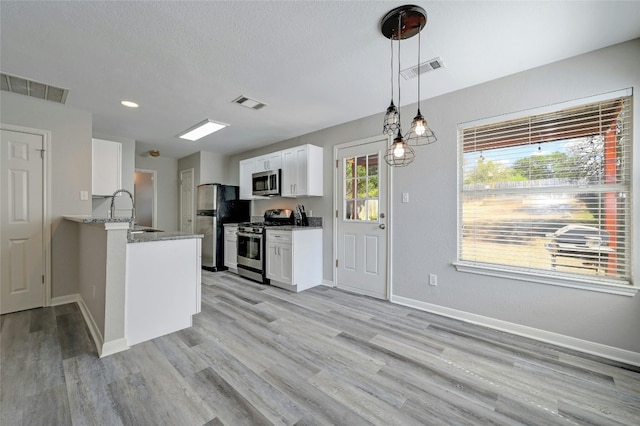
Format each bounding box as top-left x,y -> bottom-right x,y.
196,184 -> 250,271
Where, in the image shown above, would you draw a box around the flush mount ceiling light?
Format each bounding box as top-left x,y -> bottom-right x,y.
121,100 -> 139,108
380,5 -> 437,166
177,119 -> 229,141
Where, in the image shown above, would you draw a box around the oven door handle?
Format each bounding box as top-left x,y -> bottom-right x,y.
237,232 -> 263,239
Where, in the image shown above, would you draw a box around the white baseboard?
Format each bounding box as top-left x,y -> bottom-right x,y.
321,279 -> 335,287
391,294 -> 640,367
101,338 -> 130,357
76,297 -> 105,355
76,296 -> 129,358
50,294 -> 80,306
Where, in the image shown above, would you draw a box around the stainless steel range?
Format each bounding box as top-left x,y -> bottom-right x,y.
236,209 -> 294,283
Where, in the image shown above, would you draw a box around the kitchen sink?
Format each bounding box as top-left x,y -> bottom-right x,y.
130,228 -> 164,234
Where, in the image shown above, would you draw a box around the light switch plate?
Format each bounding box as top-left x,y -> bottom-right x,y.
80,190 -> 89,201
402,192 -> 409,203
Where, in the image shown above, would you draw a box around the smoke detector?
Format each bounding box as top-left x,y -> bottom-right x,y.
232,95 -> 267,110
1,73 -> 69,104
400,57 -> 445,80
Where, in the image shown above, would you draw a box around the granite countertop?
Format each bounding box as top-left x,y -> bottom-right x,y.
63,217 -> 202,243
64,215 -> 131,224
128,230 -> 203,244
264,225 -> 323,231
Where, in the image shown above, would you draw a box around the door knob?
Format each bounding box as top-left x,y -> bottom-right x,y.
379,224 -> 386,229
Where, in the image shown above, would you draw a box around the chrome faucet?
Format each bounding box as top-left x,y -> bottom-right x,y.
110,189 -> 135,226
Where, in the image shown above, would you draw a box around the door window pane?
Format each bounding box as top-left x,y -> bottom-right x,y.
343,153 -> 380,222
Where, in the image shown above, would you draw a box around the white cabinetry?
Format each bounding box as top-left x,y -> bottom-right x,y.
92,138 -> 122,197
239,145 -> 322,199
266,230 -> 293,285
254,152 -> 282,172
265,228 -> 322,292
239,158 -> 254,200
126,238 -> 201,346
281,144 -> 323,197
224,225 -> 238,271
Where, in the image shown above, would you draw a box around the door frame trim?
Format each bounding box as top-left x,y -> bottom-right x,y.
333,134 -> 393,300
179,168 -> 195,233
1,123 -> 52,308
134,168 -> 157,228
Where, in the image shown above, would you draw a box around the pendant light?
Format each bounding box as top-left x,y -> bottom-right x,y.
382,36 -> 400,136
380,5 -> 431,167
405,25 -> 437,146
382,6 -> 419,167
384,128 -> 415,167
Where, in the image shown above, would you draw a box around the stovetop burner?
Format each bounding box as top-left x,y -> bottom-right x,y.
239,209 -> 294,230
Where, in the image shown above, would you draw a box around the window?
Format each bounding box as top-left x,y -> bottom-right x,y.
457,92 -> 632,287
344,154 -> 379,221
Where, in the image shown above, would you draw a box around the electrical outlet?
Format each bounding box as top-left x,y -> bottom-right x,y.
429,274 -> 437,286
80,190 -> 89,201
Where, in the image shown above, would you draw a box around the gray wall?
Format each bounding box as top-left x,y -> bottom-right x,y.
199,150 -> 228,184
135,154 -> 179,231
1,91 -> 92,298
230,39 -> 640,354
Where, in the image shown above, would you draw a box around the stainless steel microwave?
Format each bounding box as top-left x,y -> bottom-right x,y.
252,169 -> 281,196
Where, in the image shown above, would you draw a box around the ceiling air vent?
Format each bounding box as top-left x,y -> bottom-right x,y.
400,57 -> 445,80
1,73 -> 69,104
232,95 -> 267,110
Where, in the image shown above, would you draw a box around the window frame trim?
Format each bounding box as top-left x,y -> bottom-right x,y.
456,88 -> 635,293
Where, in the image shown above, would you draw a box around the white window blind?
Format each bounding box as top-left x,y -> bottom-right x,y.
458,94 -> 632,285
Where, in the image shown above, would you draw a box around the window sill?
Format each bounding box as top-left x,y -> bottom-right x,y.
452,262 -> 637,297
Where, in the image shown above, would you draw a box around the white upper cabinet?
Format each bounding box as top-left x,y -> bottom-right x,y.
281,144 -> 323,197
92,138 -> 122,197
239,158 -> 257,200
239,144 -> 323,200
254,152 -> 282,172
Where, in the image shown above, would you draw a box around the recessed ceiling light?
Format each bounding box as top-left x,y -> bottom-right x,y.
177,119 -> 229,141
121,100 -> 139,108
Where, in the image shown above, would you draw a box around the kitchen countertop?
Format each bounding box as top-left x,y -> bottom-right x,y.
64,215 -> 131,224
128,230 -> 203,244
63,217 -> 203,243
264,225 -> 322,231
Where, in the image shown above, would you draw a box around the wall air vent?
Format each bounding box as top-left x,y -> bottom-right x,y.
1,73 -> 69,104
400,57 -> 445,80
232,95 -> 267,110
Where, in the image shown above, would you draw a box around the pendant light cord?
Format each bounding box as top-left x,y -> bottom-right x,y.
397,12 -> 402,126
417,26 -> 421,110
389,36 -> 394,103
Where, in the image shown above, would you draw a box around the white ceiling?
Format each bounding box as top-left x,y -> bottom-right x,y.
2,1 -> 639,159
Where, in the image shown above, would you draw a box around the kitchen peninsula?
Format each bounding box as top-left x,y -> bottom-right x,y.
64,216 -> 202,357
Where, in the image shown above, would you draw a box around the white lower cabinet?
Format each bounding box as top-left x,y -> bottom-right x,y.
224,225 -> 238,271
265,228 -> 322,292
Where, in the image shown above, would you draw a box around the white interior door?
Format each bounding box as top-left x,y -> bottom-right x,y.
180,168 -> 194,233
335,137 -> 389,299
1,129 -> 44,314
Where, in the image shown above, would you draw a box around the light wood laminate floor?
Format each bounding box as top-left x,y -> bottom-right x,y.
2,271 -> 639,425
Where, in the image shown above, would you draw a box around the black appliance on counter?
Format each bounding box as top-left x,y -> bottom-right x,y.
236,209 -> 294,283
196,184 -> 250,271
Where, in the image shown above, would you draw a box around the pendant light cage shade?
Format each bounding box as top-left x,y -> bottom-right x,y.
405,109 -> 437,146
384,131 -> 415,167
383,101 -> 400,135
